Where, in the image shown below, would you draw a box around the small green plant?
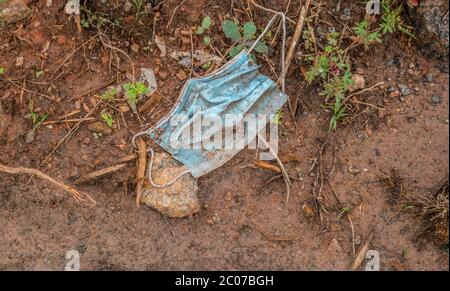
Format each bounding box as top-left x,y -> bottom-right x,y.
222,20 -> 268,58
305,32 -> 353,130
380,0 -> 415,38
80,6 -> 122,31
26,103 -> 48,131
101,88 -> 118,102
100,112 -> 114,128
196,16 -> 212,46
354,20 -> 382,49
123,81 -> 148,109
0,66 -> 4,75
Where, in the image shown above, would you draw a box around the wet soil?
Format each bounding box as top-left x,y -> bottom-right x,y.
0,0 -> 448,270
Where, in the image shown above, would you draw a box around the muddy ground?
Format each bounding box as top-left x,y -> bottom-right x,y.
0,0 -> 448,270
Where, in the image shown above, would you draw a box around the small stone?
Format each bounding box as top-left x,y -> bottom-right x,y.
409,63 -> 415,69
82,137 -> 91,145
389,91 -> 401,98
424,74 -> 433,83
15,56 -> 24,67
75,100 -> 81,110
431,95 -> 442,105
387,85 -> 396,93
348,74 -> 365,92
140,152 -> 200,218
124,1 -> 133,12
87,121 -> 113,135
399,84 -> 411,96
354,235 -> 362,246
131,43 -> 139,53
348,164 -> 360,175
24,130 -> 35,144
302,200 -> 316,218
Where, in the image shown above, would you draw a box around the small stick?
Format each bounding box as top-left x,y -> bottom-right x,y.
42,117 -> 96,125
348,214 -> 356,257
166,0 -> 187,29
50,34 -> 99,80
0,163 -> 96,204
76,163 -> 127,184
136,138 -> 147,207
350,226 -> 376,271
254,160 -> 282,174
281,0 -> 311,82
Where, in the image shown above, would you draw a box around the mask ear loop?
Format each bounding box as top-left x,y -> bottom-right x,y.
133,130 -> 192,188
249,12 -> 291,203
248,12 -> 287,94
147,147 -> 192,188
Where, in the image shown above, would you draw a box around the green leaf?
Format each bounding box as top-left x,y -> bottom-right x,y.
222,20 -> 241,41
0,67 -> 4,75
243,22 -> 257,40
229,45 -> 244,58
203,36 -> 211,46
253,41 -> 268,54
202,16 -> 212,30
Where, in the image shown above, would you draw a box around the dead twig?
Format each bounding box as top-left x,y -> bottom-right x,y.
0,163 -> 96,204
253,160 -> 282,174
76,163 -> 127,184
166,0 -> 187,30
280,0 -> 311,82
350,225 -> 376,271
136,138 -> 147,207
50,33 -> 99,80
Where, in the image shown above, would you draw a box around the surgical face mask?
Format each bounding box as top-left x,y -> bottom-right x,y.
134,14 -> 289,185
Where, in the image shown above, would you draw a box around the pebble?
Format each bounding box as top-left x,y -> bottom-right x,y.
24,130 -> 35,144
75,100 -> 81,110
302,200 -> 316,218
424,74 -> 433,83
387,85 -> 396,93
348,74 -> 365,92
431,95 -> 442,105
399,84 -> 411,96
348,164 -> 360,175
15,56 -> 24,67
131,43 -> 139,53
82,137 -> 91,145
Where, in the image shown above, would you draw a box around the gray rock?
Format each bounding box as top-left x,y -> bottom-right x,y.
399,84 -> 412,96
424,73 -> 433,83
431,95 -> 442,105
141,152 -> 201,218
387,85 -> 397,93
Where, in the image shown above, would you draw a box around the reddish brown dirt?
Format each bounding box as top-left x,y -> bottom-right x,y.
0,0 -> 448,270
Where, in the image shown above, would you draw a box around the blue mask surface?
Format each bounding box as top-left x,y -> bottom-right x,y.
138,50 -> 287,178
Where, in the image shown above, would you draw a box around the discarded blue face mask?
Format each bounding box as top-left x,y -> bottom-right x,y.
134,15 -> 288,181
